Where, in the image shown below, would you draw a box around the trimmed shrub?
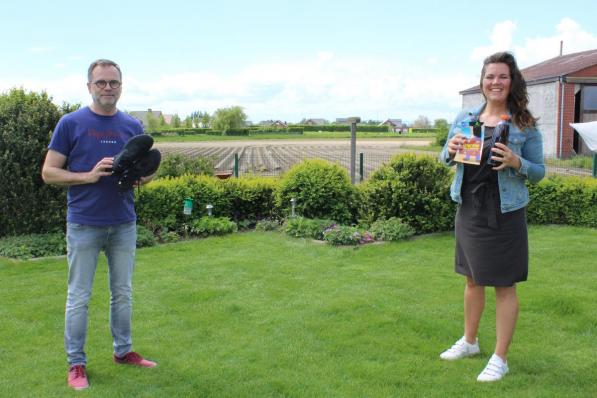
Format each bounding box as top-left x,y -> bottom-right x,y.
135,175 -> 278,233
157,153 -> 215,178
527,175 -> 597,228
322,225 -> 362,246
284,217 -> 335,240
369,217 -> 415,241
0,232 -> 66,259
0,88 -> 65,237
276,159 -> 358,224
222,177 -> 279,223
190,216 -> 237,237
359,154 -> 455,234
136,224 -> 157,248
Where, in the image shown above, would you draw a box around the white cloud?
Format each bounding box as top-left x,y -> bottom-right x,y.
514,17 -> 597,67
470,20 -> 517,62
29,46 -> 54,54
470,17 -> 597,68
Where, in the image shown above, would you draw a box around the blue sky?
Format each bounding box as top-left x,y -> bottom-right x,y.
2,0 -> 597,123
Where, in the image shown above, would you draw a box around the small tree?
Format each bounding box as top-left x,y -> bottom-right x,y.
146,112 -> 159,131
0,88 -> 65,237
171,113 -> 181,128
211,106 -> 247,132
412,115 -> 430,129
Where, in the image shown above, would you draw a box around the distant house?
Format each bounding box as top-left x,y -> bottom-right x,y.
259,120 -> 288,128
162,114 -> 173,125
303,118 -> 327,125
334,118 -> 350,124
129,109 -> 164,127
380,118 -> 406,133
460,48 -> 597,157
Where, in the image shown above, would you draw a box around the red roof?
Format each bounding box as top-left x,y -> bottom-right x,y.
461,48 -> 597,94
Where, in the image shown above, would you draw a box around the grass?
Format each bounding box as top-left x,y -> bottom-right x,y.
152,131 -> 435,142
544,155 -> 594,170
0,225 -> 595,397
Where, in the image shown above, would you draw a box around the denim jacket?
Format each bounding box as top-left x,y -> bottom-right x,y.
439,104 -> 545,213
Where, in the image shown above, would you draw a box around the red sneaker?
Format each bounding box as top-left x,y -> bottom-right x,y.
68,365 -> 89,390
113,351 -> 157,368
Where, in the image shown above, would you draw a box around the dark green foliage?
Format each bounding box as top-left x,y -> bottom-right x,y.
223,177 -> 279,223
359,154 -> 455,234
189,216 -> 237,237
283,217 -> 335,240
369,217 -> 415,241
255,219 -> 281,231
527,176 -> 597,228
0,88 -> 65,237
157,153 -> 215,178
322,225 -> 361,245
276,159 -> 358,224
136,224 -> 157,248
0,232 -> 66,259
222,128 -> 250,136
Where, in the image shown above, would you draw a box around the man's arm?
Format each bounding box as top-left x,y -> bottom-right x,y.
41,149 -> 113,186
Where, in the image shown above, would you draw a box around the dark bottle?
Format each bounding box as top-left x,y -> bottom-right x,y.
487,114 -> 510,166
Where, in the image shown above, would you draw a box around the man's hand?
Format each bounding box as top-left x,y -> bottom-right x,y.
87,157 -> 114,183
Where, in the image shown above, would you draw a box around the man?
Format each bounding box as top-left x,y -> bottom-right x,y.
42,59 -> 157,390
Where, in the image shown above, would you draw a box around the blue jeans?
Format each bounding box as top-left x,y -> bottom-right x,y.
65,222 -> 136,366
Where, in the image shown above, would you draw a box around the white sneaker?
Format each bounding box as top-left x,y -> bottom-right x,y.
477,353 -> 509,382
439,336 -> 480,360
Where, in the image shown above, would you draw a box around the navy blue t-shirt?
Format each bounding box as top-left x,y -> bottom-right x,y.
48,107 -> 144,226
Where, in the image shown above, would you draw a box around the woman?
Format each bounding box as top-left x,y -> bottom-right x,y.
438,52 -> 545,382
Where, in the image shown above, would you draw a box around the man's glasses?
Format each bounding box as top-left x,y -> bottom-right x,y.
91,80 -> 121,89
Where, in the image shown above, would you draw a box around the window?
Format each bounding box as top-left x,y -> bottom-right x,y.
582,85 -> 597,111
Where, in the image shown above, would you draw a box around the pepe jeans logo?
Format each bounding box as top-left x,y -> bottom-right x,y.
87,128 -> 121,144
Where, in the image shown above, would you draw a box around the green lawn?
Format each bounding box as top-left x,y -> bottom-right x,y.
1,225 -> 595,397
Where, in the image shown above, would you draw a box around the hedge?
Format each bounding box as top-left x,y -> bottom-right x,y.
527,175 -> 597,228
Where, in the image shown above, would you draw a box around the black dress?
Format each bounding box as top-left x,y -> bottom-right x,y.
454,127 -> 528,287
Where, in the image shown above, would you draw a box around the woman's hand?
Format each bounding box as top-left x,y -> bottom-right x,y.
490,143 -> 521,171
447,133 -> 465,156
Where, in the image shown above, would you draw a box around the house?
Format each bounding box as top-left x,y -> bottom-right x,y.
259,120 -> 288,128
379,118 -> 406,133
303,118 -> 327,125
334,118 -> 350,124
129,109 -> 164,127
460,48 -> 597,157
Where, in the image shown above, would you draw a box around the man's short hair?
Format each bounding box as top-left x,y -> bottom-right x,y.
87,59 -> 122,82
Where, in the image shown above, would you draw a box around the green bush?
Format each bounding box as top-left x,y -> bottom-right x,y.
222,177 -> 279,223
136,225 -> 157,248
0,232 -> 66,259
359,154 -> 455,234
322,225 -> 361,246
0,88 -> 66,237
276,159 -> 358,224
222,128 -> 250,136
284,217 -> 335,240
527,176 -> 597,227
157,153 -> 215,178
435,128 -> 449,147
190,216 -> 237,237
369,217 -> 415,241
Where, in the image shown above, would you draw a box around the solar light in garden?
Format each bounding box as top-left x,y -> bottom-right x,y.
290,198 -> 296,218
206,204 -> 213,217
183,198 -> 193,215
